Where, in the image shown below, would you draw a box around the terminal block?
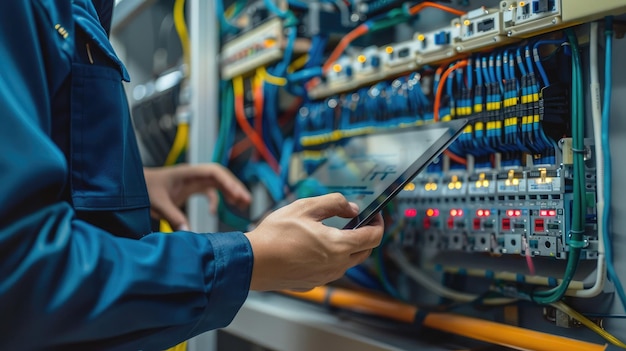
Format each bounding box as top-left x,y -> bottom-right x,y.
221,18 -> 286,79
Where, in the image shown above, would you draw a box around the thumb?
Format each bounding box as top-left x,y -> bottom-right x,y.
156,200 -> 190,231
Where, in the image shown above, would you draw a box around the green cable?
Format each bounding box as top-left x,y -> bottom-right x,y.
214,81 -> 251,231
213,80 -> 234,164
532,29 -> 584,303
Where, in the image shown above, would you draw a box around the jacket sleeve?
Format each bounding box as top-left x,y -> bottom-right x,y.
0,2 -> 253,350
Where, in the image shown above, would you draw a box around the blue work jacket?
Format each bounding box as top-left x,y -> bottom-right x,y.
0,1 -> 253,350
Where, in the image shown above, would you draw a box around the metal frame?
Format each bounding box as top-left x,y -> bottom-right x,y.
187,0 -> 219,349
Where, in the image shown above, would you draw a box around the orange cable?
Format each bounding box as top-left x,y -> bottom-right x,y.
433,61 -> 469,165
229,138 -> 253,160
409,2 -> 467,16
282,286 -> 607,351
322,2 -> 465,74
445,150 -> 467,165
230,96 -> 303,160
253,72 -> 265,161
233,77 -> 280,173
322,23 -> 370,74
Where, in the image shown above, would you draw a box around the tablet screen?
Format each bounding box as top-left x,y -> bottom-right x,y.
292,119 -> 468,229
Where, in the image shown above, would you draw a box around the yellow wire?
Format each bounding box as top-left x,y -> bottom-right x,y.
256,66 -> 287,86
287,54 -> 310,73
551,301 -> 626,348
160,122 -> 189,233
163,8 -> 191,346
166,340 -> 188,351
173,0 -> 190,73
224,2 -> 238,18
253,68 -> 262,90
164,122 -> 189,166
233,76 -> 244,96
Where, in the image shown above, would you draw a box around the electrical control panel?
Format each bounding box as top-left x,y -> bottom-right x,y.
210,0 -> 626,349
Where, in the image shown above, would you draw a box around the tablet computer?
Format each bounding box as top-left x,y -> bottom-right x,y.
259,118 -> 469,229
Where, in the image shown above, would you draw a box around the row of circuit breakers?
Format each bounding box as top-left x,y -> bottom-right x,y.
395,164 -> 597,260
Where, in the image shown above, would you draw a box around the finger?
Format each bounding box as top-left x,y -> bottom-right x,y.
365,212 -> 384,227
342,218 -> 384,252
207,188 -> 219,214
185,164 -> 252,208
155,200 -> 190,232
298,193 -> 358,221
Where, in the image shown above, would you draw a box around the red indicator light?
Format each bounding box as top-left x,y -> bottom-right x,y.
548,210 -> 556,216
476,209 -> 491,217
514,210 -> 521,217
405,208 -> 418,218
449,209 -> 463,217
506,210 -> 514,217
540,210 -> 548,216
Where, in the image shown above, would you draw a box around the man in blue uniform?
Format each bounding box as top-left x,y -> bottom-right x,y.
0,1 -> 384,350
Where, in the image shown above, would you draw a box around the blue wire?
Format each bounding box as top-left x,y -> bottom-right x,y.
345,266 -> 386,291
475,57 -> 483,87
532,39 -> 566,87
264,0 -> 288,17
216,0 -> 240,34
289,67 -> 323,82
286,35 -> 327,99
306,36 -> 328,69
502,50 -> 510,81
287,0 -> 309,9
524,46 -> 535,75
515,48 -> 528,100
509,52 -> 519,92
481,57 -> 491,84
466,58 -> 473,89
496,53 -> 504,94
602,16 -> 626,312
264,27 -> 297,155
516,48 -> 527,76
524,45 -> 540,96
488,54 -> 497,85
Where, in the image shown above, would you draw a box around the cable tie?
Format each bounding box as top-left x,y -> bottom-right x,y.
412,308 -> 429,330
570,147 -> 586,154
323,286 -> 334,310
